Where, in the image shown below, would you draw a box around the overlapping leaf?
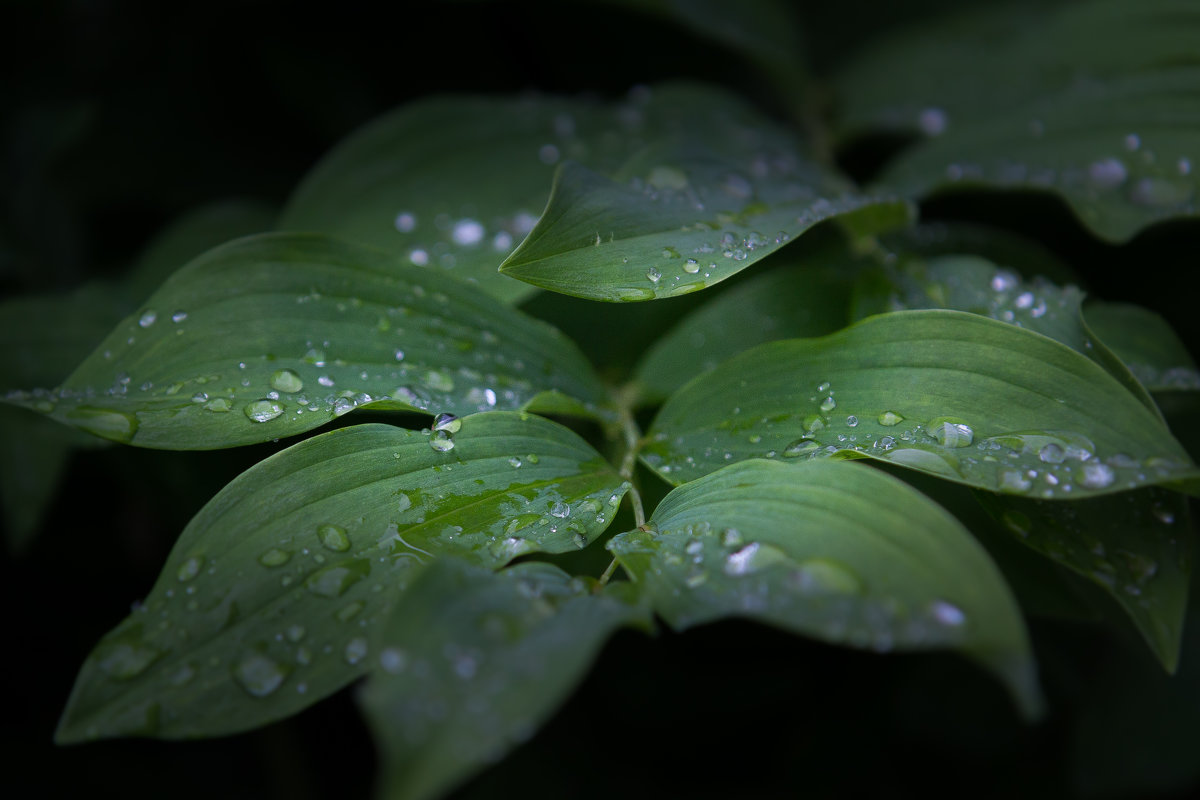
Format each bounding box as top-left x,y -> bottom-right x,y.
55,412 -> 629,742
360,560 -> 649,800
1085,302 -> 1200,392
500,84 -> 910,301
643,310 -> 1198,497
834,0 -> 1200,241
633,245 -> 861,403
976,487 -> 1192,670
608,458 -> 1040,717
5,234 -> 608,449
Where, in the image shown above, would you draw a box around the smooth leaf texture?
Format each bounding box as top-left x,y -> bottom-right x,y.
880,221 -> 1078,286
500,84 -> 909,301
607,458 -> 1040,717
56,412 -> 629,742
1085,302 -> 1200,392
849,253 -> 1160,416
633,244 -> 861,403
360,560 -> 649,800
834,0 -> 1200,242
643,310 -> 1198,497
8,234 -> 608,449
976,487 -> 1192,671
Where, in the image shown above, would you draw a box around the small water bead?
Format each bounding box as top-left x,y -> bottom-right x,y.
394,212 -> 417,232
245,399 -> 284,423
171,310 -> 188,323
1124,133 -> 1141,151
258,548 -> 291,567
646,267 -> 662,284
1087,158 -> 1128,189
270,369 -> 304,394
816,381 -> 831,392
845,415 -> 858,428
409,249 -> 429,266
203,397 -> 231,413
233,652 -> 290,697
572,532 -> 588,549
928,599 -> 966,627
1152,503 -> 1176,525
96,639 -> 163,680
550,501 -> 570,518
917,107 -> 948,136
1038,443 -> 1065,464
380,647 -> 407,674
138,310 -> 158,328
191,391 -> 209,404
177,556 -> 204,582
1079,462 -> 1115,489
285,624 -> 307,643
429,430 -> 455,452
508,456 -> 522,468
998,469 -> 1033,493
819,396 -> 837,413
332,397 -> 355,417
782,438 -> 819,457
539,143 -> 560,164
451,219 -> 485,246
683,259 -> 700,274
433,413 -> 461,434
791,558 -> 862,595
424,370 -> 455,392
318,523 -> 352,552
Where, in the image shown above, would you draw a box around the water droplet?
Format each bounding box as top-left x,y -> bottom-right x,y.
233,652 -> 290,697
782,438 -> 819,457
819,396 -> 836,412
845,415 -> 858,427
433,413 -> 461,434
270,369 -> 303,393
64,406 -> 138,443
424,370 -> 455,392
1152,503 -> 1176,525
1129,177 -> 1193,208
380,647 -> 407,674
1124,133 -> 1141,151
138,309 -> 157,328
508,456 -> 522,468
998,469 -> 1033,493
318,523 -> 351,552
336,601 -> 364,622
394,212 -> 416,232
451,219 -> 485,246
171,310 -> 188,323
917,107 -> 947,136
646,267 -> 661,284
572,532 -> 588,549
1079,462 -> 1115,489
244,399 -> 284,423
928,418 -> 974,448
724,542 -> 791,576
305,560 -> 369,598
96,637 -> 163,680
342,636 -> 368,665
683,259 -> 700,274
429,430 -> 455,452
258,548 -> 291,567
548,501 -> 570,519
177,555 -> 204,582
286,624 -> 306,643
929,599 -> 966,626
409,249 -> 429,266
204,398 -> 231,413
1087,158 -> 1128,189
792,558 -> 862,594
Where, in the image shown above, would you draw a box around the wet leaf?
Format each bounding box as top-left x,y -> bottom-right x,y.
360,560 -> 649,800
642,310 -> 1198,498
633,243 -> 862,403
834,0 -> 1200,242
6,234 -> 608,449
608,458 -> 1040,717
500,84 -> 910,301
1085,302 -> 1200,393
55,412 -> 629,742
975,487 -> 1192,672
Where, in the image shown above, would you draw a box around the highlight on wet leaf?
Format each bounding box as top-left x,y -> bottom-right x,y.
54,412 -> 629,742
3,234 -> 609,449
607,458 -> 1041,717
975,487 -> 1192,672
642,310 -> 1198,497
834,0 -> 1200,242
499,84 -> 910,301
360,559 -> 649,800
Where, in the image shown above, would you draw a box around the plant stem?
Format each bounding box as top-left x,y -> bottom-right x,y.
597,383 -> 647,589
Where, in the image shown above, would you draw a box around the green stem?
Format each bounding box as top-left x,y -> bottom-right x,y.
597,383 -> 647,589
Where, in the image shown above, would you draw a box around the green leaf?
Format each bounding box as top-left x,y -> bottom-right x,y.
834,0 -> 1200,242
849,253 -> 1160,417
1085,301 -> 1200,392
607,458 -> 1040,718
279,88 -> 718,304
500,85 -> 910,301
55,412 -> 629,742
633,243 -> 862,402
880,221 -> 1078,286
643,309 -> 1198,497
125,199 -> 276,304
8,234 -> 608,449
360,560 -> 649,800
975,487 -> 1192,671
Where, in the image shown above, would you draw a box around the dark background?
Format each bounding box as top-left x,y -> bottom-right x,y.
3,1 -> 1198,798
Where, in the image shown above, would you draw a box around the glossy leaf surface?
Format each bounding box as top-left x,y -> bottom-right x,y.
633,245 -> 860,403
1085,302 -> 1200,392
500,85 -> 909,301
9,234 -> 608,449
835,0 -> 1200,241
643,310 -> 1197,497
608,458 -> 1040,717
361,560 -> 648,800
56,413 -> 628,742
976,486 -> 1192,671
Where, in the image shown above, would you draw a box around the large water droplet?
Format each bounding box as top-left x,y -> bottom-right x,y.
792,558 -> 862,594
305,560 -> 370,598
550,501 -> 570,519
317,523 -> 351,552
928,418 -> 974,448
259,548 -> 291,567
270,369 -> 303,394
96,637 -> 164,680
244,399 -> 284,423
177,555 -> 204,582
433,413 -> 461,434
877,411 -> 903,427
819,396 -> 837,413
232,652 -> 290,697
429,430 -> 455,452
724,541 -> 791,576
782,438 -> 819,458
64,406 -> 138,443
138,309 -> 158,328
